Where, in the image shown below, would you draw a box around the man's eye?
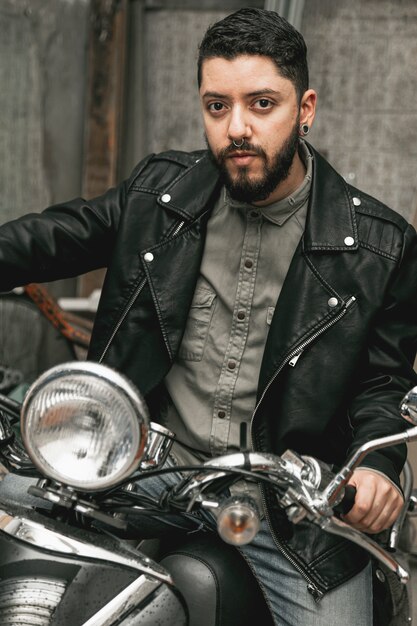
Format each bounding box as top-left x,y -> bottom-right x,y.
254,99 -> 273,110
208,102 -> 225,112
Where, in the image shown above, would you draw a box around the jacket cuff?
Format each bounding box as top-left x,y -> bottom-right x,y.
357,450 -> 403,491
353,467 -> 404,498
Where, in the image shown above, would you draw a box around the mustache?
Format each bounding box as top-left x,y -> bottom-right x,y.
217,141 -> 267,161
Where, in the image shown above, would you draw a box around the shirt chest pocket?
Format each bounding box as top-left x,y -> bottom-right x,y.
179,288 -> 217,362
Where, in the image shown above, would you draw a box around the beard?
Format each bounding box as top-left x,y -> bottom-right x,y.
206,119 -> 300,204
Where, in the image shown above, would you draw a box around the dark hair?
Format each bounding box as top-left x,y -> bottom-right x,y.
198,8 -> 309,103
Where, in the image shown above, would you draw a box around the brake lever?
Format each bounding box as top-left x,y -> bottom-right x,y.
275,454 -> 410,584
319,514 -> 409,584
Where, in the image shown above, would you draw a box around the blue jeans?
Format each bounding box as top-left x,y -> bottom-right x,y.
238,521 -> 372,625
0,470 -> 373,625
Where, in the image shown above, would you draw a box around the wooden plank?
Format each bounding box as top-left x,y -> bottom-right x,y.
78,0 -> 128,297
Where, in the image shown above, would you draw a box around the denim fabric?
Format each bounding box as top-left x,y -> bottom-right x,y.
0,473 -> 42,506
238,519 -> 373,626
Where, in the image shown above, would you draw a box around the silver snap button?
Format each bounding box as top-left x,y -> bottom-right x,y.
144,252 -> 154,262
352,197 -> 361,206
375,568 -> 386,583
344,236 -> 355,246
328,297 -> 338,308
161,193 -> 171,203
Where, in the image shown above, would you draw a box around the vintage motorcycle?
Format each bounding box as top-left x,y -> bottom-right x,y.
0,361 -> 415,625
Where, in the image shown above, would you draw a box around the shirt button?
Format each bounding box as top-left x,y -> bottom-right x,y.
227,360 -> 236,370
237,311 -> 246,320
244,259 -> 253,269
218,410 -> 226,419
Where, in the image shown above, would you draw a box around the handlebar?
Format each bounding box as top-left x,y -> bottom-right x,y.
160,448 -> 410,583
0,391 -> 414,584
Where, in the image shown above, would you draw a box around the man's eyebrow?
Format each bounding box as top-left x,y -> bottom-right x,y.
246,88 -> 281,97
201,91 -> 227,99
201,88 -> 281,99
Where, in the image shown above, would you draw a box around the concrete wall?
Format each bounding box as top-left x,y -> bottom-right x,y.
0,0 -> 89,222
302,0 -> 417,222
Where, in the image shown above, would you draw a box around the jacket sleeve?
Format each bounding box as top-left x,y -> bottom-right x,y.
0,157 -> 152,292
348,223 -> 417,486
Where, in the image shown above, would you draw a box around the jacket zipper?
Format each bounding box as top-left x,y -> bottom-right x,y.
288,296 -> 356,368
170,220 -> 185,238
260,488 -> 325,601
251,295 -> 356,600
98,220 -> 185,362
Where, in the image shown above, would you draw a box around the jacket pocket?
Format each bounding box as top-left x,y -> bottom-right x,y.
179,287 -> 217,362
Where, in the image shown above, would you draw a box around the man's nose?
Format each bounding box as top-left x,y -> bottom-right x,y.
227,107 -> 251,142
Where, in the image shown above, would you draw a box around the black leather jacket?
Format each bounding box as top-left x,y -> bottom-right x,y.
1,144 -> 417,596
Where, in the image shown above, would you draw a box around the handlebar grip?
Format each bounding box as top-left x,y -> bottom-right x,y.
333,485 -> 357,516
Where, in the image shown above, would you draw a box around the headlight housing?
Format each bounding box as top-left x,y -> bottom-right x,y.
21,362 -> 149,491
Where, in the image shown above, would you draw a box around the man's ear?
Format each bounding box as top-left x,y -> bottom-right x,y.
299,89 -> 317,130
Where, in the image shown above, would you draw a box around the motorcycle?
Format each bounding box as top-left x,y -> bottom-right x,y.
0,360 -> 416,625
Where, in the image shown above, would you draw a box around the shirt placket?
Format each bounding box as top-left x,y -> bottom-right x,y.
210,208 -> 262,455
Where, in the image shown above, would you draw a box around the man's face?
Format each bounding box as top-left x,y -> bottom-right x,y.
200,55 -> 304,204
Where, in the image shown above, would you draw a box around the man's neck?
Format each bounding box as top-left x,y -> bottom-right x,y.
253,151 -> 307,207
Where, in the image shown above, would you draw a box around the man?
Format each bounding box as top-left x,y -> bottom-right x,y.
1,7 -> 416,625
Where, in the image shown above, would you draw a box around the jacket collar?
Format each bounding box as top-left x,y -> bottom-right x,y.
303,144 -> 359,252
156,153 -> 221,221
158,144 -> 359,252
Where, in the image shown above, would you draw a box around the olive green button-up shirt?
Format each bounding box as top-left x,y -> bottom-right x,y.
164,142 -> 313,467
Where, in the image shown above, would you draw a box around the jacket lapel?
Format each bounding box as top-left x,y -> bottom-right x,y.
303,146 -> 358,252
142,155 -> 221,358
258,145 -> 359,394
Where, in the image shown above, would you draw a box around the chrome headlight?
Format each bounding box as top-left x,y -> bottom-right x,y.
21,362 -> 149,491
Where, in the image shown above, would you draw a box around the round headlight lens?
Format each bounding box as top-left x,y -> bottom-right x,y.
21,362 -> 149,491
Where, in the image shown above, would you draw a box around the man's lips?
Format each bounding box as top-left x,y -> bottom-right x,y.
227,151 -> 258,165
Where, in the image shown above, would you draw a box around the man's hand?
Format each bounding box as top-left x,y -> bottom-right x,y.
342,468 -> 404,534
